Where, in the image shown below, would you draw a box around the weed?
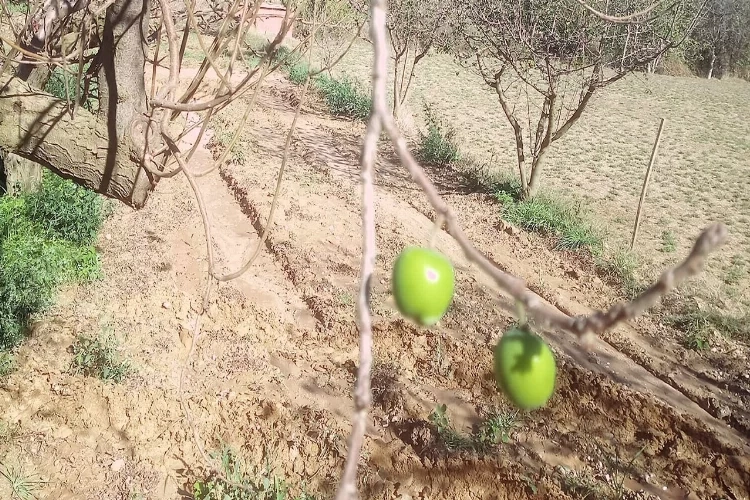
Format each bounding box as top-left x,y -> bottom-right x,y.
660,230 -> 676,253
598,249 -> 642,299
556,466 -> 603,499
418,104 -> 461,166
70,332 -> 131,383
0,463 -> 45,500
336,291 -> 353,306
44,65 -> 98,112
0,421 -> 18,443
723,255 -> 745,286
475,407 -> 519,446
501,194 -> 602,253
193,447 -> 317,500
428,404 -> 518,454
25,172 -> 104,245
0,351 -> 15,379
313,74 -> 372,121
428,404 -> 476,452
0,223 -> 100,349
666,302 -> 749,348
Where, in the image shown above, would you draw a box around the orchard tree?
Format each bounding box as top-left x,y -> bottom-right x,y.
687,0 -> 750,78
458,0 -> 699,199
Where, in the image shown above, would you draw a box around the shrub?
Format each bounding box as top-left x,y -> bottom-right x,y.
313,74 -> 372,120
25,171 -> 104,245
418,105 -> 461,166
288,62 -> 311,85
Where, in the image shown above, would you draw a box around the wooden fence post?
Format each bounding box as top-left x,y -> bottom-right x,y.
630,118 -> 666,250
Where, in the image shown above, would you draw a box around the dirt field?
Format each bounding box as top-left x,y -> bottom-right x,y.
317,42 -> 750,312
1,49 -> 750,499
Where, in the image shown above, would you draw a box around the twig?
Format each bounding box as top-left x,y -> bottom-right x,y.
333,0 -> 385,498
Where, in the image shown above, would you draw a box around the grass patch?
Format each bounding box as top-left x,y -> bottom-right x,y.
70,331 -> 131,383
597,249 -> 642,299
0,172 -> 103,351
498,189 -> 602,253
313,73 -> 372,120
44,65 -> 98,112
428,404 -> 519,454
193,447 -> 317,500
0,351 -> 15,379
665,302 -> 749,349
417,104 -> 461,166
660,230 -> 676,253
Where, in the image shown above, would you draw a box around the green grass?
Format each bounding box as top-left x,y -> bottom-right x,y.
313,73 -> 372,121
0,172 -> 103,352
660,230 -> 676,253
418,104 -> 461,166
428,404 -> 519,454
665,302 -> 749,349
498,188 -> 602,253
70,331 -> 131,383
193,447 -> 317,500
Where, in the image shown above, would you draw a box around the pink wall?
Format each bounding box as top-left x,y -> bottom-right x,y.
251,3 -> 293,40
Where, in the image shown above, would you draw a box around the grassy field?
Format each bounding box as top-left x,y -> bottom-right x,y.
311,40 -> 750,311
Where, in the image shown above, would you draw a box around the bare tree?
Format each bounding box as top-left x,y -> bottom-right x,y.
457,0 -> 697,199
381,0 -> 454,119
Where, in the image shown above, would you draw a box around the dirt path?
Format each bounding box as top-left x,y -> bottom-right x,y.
1,74 -> 749,500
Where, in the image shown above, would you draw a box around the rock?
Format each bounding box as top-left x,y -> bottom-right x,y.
111,459 -> 125,472
162,301 -> 171,310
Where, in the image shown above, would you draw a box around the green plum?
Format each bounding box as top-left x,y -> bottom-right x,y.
493,326 -> 557,410
392,246 -> 455,326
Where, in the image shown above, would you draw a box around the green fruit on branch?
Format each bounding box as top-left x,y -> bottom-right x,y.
493,326 -> 557,410
392,246 -> 455,326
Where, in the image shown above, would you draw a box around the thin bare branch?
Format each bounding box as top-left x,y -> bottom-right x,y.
573,0 -> 664,24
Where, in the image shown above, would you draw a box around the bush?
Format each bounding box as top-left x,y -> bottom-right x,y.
313,74 -> 372,120
25,172 -> 104,245
418,105 -> 461,166
288,62 -> 311,85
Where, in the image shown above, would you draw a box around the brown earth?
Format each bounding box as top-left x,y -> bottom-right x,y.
1,69 -> 749,500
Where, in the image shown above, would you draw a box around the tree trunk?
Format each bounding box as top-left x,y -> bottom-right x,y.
0,150 -> 43,195
0,0 -> 154,208
707,49 -> 716,79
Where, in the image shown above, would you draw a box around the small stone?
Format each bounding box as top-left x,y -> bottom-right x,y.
503,224 -> 520,236
162,301 -> 171,310
111,459 -> 125,472
105,234 -> 112,241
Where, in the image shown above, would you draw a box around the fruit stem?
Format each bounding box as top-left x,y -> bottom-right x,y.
515,300 -> 528,327
428,214 -> 446,248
